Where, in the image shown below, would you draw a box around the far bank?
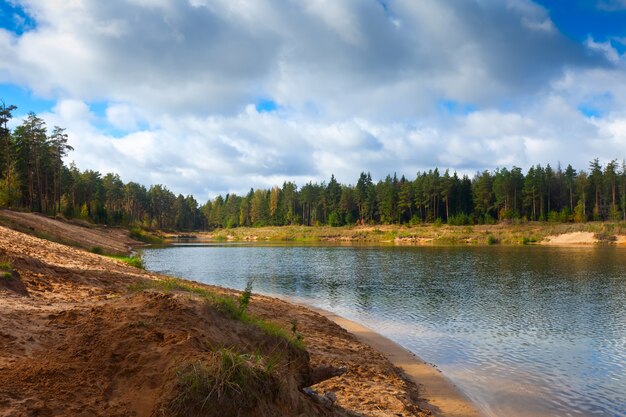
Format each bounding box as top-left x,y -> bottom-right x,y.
164,222 -> 626,246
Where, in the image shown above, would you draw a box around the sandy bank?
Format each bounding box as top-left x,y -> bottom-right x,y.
281,300 -> 482,417
0,209 -> 141,254
541,232 -> 597,245
0,223 -> 438,417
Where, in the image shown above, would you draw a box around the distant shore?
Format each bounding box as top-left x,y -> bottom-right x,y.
165,222 -> 626,246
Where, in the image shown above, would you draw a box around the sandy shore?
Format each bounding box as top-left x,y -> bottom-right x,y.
0,209 -> 483,416
1,223 -> 441,416
282,299 -> 483,417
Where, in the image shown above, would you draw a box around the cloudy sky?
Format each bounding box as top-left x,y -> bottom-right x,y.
1,0 -> 625,200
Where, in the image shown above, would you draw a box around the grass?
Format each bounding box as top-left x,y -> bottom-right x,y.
1,272 -> 12,280
105,254 -> 145,269
0,260 -> 11,270
129,277 -> 304,349
129,227 -> 164,244
521,236 -> 538,245
171,348 -> 277,416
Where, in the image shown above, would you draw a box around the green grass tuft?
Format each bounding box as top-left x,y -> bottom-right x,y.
0,260 -> 11,270
106,254 -> 145,269
2,272 -> 12,280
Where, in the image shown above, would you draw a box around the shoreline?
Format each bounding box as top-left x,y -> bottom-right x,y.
275,295 -> 484,417
164,223 -> 626,247
0,222 -> 438,416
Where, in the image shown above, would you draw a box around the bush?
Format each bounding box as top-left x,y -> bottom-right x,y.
486,234 -> 498,245
238,279 -> 254,315
448,213 -> 471,226
328,211 -> 342,227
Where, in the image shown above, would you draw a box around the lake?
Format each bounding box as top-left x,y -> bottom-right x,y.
142,243 -> 626,417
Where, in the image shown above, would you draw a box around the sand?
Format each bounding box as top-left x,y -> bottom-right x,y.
541,232 -> 598,245
0,209 -> 140,254
0,209 -> 486,416
0,224 -> 447,416
305,307 -> 482,417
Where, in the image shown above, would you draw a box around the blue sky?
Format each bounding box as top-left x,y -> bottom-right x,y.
536,0 -> 626,51
0,0 -> 625,199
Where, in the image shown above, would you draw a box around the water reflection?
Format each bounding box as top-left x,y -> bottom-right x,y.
142,244 -> 626,417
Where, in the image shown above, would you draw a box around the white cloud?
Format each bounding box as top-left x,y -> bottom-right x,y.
1,0 -> 625,199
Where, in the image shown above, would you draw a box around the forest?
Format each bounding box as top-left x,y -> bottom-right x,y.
2,104 -> 626,231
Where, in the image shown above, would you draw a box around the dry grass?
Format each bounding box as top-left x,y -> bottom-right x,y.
193,222 -> 626,246
170,349 -> 278,417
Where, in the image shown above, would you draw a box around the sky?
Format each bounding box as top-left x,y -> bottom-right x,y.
1,0 -> 625,200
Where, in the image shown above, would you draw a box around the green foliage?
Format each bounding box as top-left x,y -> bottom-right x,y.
327,211 -> 342,227
447,213 -> 471,225
238,279 -> 254,315
0,260 -> 11,270
106,254 -> 144,269
129,227 -> 163,244
486,234 -> 498,245
574,200 -> 587,223
521,236 -> 537,245
2,103 -> 626,230
290,319 -> 303,345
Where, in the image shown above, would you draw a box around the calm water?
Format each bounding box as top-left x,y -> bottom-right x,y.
142,244 -> 626,417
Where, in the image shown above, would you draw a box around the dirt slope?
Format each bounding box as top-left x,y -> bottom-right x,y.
0,224 -> 429,417
0,209 -> 140,254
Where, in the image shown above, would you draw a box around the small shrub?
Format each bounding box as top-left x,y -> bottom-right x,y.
238,279 -> 254,315
448,213 -> 471,226
487,234 -> 498,245
91,246 -> 104,254
290,319 -> 303,345
521,236 -> 537,245
2,272 -> 12,280
0,260 -> 11,270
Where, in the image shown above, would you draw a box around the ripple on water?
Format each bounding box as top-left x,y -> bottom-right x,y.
142,244 -> 626,417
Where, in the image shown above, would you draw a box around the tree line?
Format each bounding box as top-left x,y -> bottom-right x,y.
0,104 -> 205,230
2,104 -> 626,231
